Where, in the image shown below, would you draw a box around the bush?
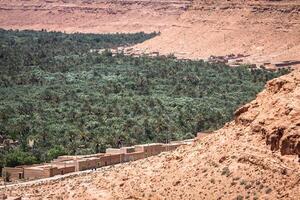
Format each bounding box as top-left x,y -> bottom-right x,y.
46,146 -> 66,161
4,149 -> 37,167
236,195 -> 244,200
221,166 -> 230,176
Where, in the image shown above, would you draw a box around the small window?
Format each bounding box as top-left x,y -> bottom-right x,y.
18,173 -> 22,179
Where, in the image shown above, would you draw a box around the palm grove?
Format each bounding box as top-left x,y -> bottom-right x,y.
0,29 -> 288,171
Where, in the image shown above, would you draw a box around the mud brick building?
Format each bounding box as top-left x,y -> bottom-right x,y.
2,139 -> 196,181
134,143 -> 164,157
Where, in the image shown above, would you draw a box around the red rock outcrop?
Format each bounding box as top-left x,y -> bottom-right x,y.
235,70 -> 300,156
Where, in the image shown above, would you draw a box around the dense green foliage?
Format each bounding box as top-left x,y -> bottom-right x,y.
0,29 -> 288,170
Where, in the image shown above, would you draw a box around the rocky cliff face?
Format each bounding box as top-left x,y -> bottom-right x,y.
235,70 -> 300,156
1,71 -> 300,199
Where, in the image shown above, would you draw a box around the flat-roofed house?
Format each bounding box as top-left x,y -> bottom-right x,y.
2,167 -> 24,181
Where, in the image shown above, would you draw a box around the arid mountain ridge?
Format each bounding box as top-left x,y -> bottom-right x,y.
1,0 -> 300,67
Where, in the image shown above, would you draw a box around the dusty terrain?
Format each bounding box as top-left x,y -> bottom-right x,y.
132,0 -> 300,66
0,0 -> 191,33
1,0 -> 300,67
1,70 -> 300,199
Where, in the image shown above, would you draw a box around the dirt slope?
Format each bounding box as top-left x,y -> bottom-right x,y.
0,0 -> 191,33
131,0 -> 300,67
1,70 -> 300,199
1,0 -> 300,66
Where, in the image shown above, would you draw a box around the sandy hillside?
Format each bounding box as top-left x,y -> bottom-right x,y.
0,0 -> 191,33
1,0 -> 300,66
1,70 -> 300,199
131,0 -> 300,67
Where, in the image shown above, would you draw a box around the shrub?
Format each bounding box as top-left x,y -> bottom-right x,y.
221,166 -> 230,176
265,188 -> 272,194
236,195 -> 244,200
46,146 -> 66,161
4,149 -> 37,167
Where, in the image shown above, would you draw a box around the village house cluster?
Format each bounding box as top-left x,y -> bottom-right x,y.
2,139 -> 195,182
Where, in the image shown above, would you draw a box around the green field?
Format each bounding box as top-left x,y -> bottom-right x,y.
0,29 -> 288,168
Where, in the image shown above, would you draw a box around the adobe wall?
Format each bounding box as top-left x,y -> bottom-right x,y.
52,157 -> 74,163
163,143 -> 183,152
121,147 -> 135,153
50,166 -> 75,176
106,148 -> 123,154
2,167 -> 24,181
76,158 -> 101,171
50,160 -> 77,168
99,154 -> 124,167
106,147 -> 135,154
124,151 -> 145,162
56,154 -> 104,161
23,168 -> 51,180
135,144 -> 164,157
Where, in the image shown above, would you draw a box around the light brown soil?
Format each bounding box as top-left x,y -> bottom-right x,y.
0,0 -> 191,33
1,0 -> 300,67
131,0 -> 300,67
1,70 -> 300,200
